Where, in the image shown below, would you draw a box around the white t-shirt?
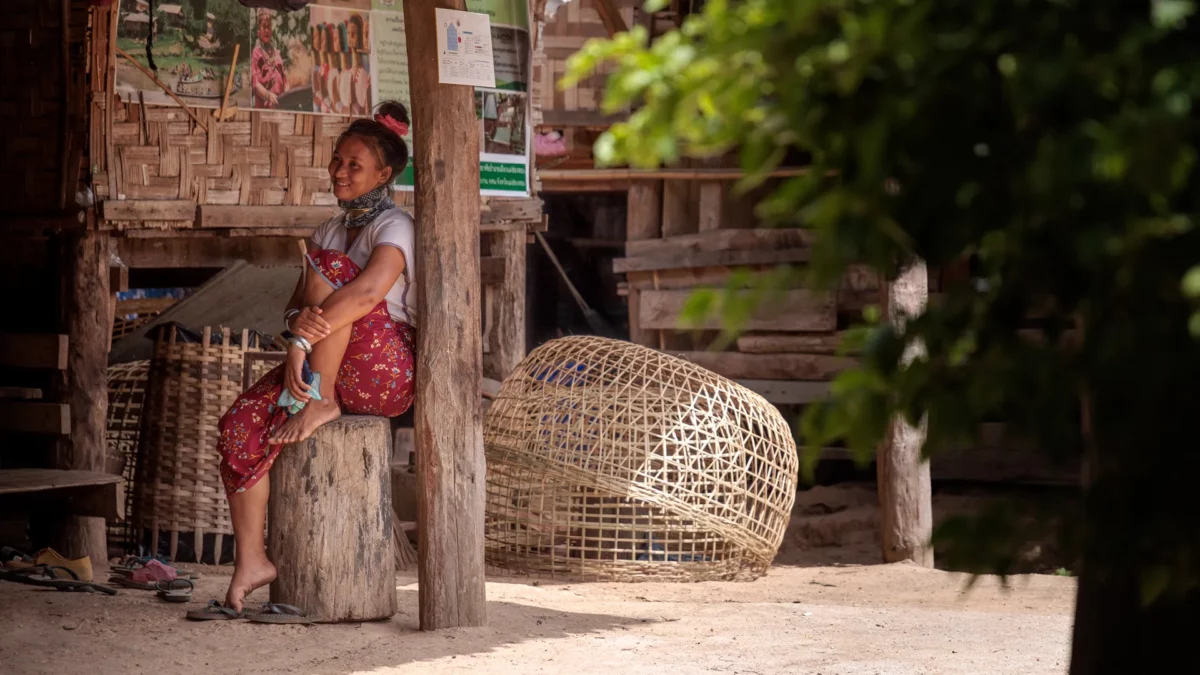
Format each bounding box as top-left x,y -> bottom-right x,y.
310,207 -> 416,326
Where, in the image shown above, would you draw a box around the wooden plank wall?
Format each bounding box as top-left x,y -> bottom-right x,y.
533,0 -> 637,167
618,162 -> 883,407
0,0 -> 91,216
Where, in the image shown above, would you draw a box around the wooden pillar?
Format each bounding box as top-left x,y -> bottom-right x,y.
268,416 -> 396,622
482,229 -> 526,381
55,230 -> 111,564
876,258 -> 934,566
403,0 -> 487,630
625,181 -> 662,347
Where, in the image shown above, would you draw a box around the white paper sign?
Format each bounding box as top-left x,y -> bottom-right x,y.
434,8 -> 497,88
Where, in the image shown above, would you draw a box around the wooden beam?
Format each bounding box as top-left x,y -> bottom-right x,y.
877,258 -> 934,567
538,109 -> 626,128
0,333 -> 69,369
676,351 -> 855,381
109,263 -> 129,292
101,199 -> 197,222
537,167 -> 811,182
480,256 -> 506,285
483,231 -> 526,380
404,0 -> 486,631
736,379 -> 830,404
625,228 -> 815,258
0,402 -> 70,434
0,469 -> 123,521
117,236 -> 301,268
625,181 -> 662,347
53,230 -> 110,565
480,198 -> 543,225
197,204 -> 340,229
593,0 -> 629,37
736,332 -> 852,355
639,289 -> 836,332
625,266 -> 791,291
0,387 -> 43,400
614,247 -> 811,274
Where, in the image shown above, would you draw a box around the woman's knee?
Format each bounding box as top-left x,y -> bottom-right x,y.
307,249 -> 361,289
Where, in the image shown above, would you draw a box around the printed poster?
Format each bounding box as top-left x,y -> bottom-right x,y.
114,0 -> 531,197
434,8 -> 496,88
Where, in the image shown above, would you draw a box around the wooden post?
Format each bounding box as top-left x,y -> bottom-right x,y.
876,258 -> 934,566
54,230 -> 111,564
403,0 -> 487,630
626,181 -> 662,347
268,416 -> 396,622
483,229 -> 526,381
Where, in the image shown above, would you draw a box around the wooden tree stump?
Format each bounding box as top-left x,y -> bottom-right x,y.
267,415 -> 396,622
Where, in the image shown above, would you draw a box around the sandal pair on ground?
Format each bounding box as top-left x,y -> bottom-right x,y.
0,563 -> 117,595
186,600 -> 319,624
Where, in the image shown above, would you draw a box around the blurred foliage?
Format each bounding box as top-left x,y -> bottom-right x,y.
566,0 -> 1200,602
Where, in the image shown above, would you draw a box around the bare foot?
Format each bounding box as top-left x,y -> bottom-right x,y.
225,557 -> 277,613
268,398 -> 342,445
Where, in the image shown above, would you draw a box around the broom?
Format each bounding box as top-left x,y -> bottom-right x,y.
533,231 -> 619,338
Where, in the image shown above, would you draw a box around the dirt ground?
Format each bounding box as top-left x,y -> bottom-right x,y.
0,485 -> 1077,675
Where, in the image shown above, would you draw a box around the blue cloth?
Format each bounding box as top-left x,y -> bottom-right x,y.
277,361 -> 322,415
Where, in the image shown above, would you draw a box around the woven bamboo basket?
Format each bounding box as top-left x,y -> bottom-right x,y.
483,336 -> 799,582
105,360 -> 151,556
133,325 -> 272,564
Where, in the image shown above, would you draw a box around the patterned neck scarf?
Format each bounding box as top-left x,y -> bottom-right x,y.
339,183 -> 395,229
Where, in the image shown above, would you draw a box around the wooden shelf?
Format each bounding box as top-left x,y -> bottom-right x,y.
0,469 -> 124,520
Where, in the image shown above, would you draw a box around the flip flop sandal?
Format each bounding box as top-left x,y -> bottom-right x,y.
245,603 -> 318,625
107,575 -> 160,590
0,546 -> 34,567
111,566 -> 201,581
113,557 -> 201,580
4,564 -> 80,581
0,572 -> 118,595
54,579 -> 119,595
186,600 -> 243,621
155,578 -> 194,603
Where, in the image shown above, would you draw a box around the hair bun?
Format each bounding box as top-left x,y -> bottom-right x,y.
375,100 -> 410,127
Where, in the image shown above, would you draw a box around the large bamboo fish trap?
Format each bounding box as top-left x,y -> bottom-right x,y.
133,325 -> 273,564
484,336 -> 799,582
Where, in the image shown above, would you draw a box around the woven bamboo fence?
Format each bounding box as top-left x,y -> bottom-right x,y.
483,335 -> 798,582
105,359 -> 151,556
133,325 -> 271,564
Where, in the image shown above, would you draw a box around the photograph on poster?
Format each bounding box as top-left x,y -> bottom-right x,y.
478,90 -> 526,157
115,0 -> 252,109
310,6 -> 373,115
249,6 -> 314,111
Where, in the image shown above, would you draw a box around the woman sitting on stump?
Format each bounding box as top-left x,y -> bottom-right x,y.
216,101 -> 416,612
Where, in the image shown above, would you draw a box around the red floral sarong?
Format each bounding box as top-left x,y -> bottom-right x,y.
217,249 -> 415,495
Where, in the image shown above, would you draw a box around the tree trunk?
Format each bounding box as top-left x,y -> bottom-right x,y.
403,0 -> 487,631
877,258 -> 934,566
52,230 -> 110,564
483,229 -> 526,381
267,416 -> 396,622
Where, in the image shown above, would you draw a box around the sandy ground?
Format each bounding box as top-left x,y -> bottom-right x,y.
0,485 -> 1077,675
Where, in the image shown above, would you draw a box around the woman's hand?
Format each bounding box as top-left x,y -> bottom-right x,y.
283,345 -> 312,404
289,306 -> 331,344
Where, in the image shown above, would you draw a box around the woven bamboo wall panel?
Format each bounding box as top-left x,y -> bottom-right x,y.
134,327 -> 267,544
94,101 -> 367,209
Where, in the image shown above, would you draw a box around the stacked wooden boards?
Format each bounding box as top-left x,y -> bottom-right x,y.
616,226 -> 879,405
